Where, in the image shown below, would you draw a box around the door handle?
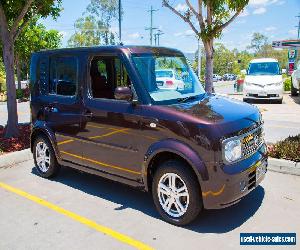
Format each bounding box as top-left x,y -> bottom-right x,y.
45,106 -> 58,113
84,110 -> 93,118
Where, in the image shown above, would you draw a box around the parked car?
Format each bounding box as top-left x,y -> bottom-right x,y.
222,73 -> 235,81
213,74 -> 222,82
30,46 -> 267,226
243,58 -> 283,104
155,69 -> 185,90
291,60 -> 300,96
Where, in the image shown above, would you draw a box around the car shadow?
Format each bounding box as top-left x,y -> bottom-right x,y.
290,95 -> 300,104
31,166 -> 265,234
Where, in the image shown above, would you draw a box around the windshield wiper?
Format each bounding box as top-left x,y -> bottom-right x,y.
177,95 -> 197,103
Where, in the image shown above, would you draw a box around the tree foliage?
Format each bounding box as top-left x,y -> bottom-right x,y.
15,19 -> 62,79
68,0 -> 119,47
0,0 -> 62,137
247,32 -> 268,54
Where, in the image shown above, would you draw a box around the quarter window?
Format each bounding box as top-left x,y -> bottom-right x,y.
49,57 -> 78,96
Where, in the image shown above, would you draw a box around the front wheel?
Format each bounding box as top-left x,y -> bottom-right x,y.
152,160 -> 202,226
33,135 -> 60,178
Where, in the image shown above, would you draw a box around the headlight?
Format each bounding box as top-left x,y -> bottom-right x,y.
223,139 -> 242,163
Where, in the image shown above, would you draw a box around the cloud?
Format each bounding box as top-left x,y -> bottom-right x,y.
288,29 -> 298,36
249,0 -> 278,6
128,32 -> 141,39
174,29 -> 195,37
175,3 -> 188,12
265,26 -> 277,32
253,7 -> 266,14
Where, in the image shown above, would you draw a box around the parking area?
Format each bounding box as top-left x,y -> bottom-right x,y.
1,160 -> 300,249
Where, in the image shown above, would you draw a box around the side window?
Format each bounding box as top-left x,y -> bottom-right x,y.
38,57 -> 49,95
49,56 -> 78,96
114,58 -> 131,87
90,56 -> 132,99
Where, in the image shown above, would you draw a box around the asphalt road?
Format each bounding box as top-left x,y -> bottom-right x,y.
0,160 -> 299,250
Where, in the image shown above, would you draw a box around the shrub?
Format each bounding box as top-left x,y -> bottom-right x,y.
268,134 -> 300,162
284,77 -> 291,91
16,89 -> 24,99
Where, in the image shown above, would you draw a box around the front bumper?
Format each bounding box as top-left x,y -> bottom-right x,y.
202,144 -> 268,209
243,84 -> 283,100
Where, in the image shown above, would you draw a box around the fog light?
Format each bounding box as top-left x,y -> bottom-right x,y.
240,180 -> 247,192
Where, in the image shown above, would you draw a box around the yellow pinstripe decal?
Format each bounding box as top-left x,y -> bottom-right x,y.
61,150 -> 141,175
88,128 -> 130,139
0,182 -> 153,250
202,184 -> 226,197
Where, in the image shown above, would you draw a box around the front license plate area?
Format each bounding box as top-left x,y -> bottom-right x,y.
258,91 -> 267,97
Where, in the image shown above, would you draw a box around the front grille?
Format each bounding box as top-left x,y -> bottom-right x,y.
241,126 -> 264,159
248,169 -> 256,190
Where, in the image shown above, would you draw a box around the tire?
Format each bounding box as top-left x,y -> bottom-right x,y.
152,160 -> 202,226
33,135 -> 60,178
291,82 -> 298,96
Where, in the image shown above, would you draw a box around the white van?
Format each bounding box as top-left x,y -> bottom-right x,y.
243,58 -> 283,103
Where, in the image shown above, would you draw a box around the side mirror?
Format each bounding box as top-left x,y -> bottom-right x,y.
114,87 -> 133,102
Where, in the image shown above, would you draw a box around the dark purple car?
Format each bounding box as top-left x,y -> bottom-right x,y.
30,46 -> 267,225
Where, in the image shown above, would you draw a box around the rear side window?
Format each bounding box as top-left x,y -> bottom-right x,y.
49,56 -> 78,96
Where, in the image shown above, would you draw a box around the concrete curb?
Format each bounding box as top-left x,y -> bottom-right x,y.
0,149 -> 32,169
268,158 -> 300,176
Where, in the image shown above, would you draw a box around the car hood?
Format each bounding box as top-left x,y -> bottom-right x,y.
166,94 -> 261,139
245,75 -> 282,85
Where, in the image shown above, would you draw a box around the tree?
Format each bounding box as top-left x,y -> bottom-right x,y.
0,0 -> 61,138
162,0 -> 249,93
68,16 -> 107,47
15,20 -> 62,88
68,0 -> 119,47
247,32 -> 268,54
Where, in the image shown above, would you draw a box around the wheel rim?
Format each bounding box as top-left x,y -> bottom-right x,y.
157,173 -> 189,218
35,141 -> 50,173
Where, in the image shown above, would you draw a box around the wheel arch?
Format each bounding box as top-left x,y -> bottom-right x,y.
31,124 -> 60,161
143,139 -> 208,192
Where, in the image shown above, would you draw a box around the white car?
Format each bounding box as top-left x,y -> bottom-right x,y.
155,69 -> 185,90
213,74 -> 222,82
291,60 -> 300,96
243,58 -> 283,104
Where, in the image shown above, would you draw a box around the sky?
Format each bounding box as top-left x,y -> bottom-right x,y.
41,0 -> 300,53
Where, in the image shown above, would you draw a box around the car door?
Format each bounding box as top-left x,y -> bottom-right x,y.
43,55 -> 83,165
79,54 -> 144,180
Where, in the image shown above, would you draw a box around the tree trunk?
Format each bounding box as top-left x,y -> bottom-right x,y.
204,40 -> 214,93
15,55 -> 22,90
2,37 -> 19,138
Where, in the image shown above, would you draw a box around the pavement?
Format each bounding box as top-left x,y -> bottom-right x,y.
1,159 -> 300,250
0,101 -> 30,126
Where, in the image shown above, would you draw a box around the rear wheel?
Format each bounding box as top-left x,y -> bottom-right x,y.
33,135 -> 60,178
152,160 -> 202,226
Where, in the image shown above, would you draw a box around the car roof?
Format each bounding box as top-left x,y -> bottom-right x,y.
250,58 -> 278,63
32,45 -> 183,56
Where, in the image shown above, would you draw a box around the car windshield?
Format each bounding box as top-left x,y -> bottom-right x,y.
248,62 -> 280,75
132,53 -> 205,105
156,70 -> 173,78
